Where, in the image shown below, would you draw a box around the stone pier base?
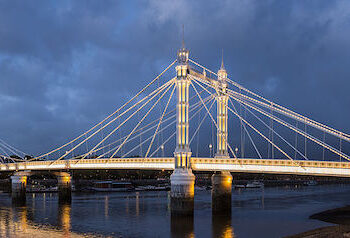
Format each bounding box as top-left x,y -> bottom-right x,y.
211,171 -> 232,214
170,168 -> 195,216
56,172 -> 72,204
11,172 -> 30,205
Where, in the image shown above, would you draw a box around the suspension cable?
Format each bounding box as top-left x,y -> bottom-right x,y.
120,96 -> 213,159
74,95 -> 212,159
191,79 -> 237,158
189,98 -> 215,144
229,99 -> 262,159
33,60 -> 177,161
230,97 -> 308,160
231,94 -> 350,161
108,81 -> 175,161
149,96 -> 214,158
59,78 -> 175,165
145,85 -> 176,157
189,58 -> 350,142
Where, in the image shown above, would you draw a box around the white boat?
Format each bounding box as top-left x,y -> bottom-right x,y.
304,180 -> 318,186
246,181 -> 264,188
194,186 -> 207,191
234,184 -> 246,189
135,185 -> 169,191
92,181 -> 134,192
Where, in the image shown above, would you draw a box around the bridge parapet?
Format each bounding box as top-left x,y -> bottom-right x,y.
1,158 -> 350,177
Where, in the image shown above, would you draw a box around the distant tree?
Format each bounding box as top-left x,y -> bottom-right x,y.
24,155 -> 33,160
10,155 -> 22,161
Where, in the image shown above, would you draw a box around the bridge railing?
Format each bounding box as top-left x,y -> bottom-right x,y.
1,158 -> 350,175
191,158 -> 350,169
0,158 -> 175,171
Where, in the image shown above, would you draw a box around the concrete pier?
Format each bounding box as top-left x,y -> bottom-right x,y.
211,171 -> 232,214
11,171 -> 29,205
56,172 -> 72,204
170,168 -> 195,216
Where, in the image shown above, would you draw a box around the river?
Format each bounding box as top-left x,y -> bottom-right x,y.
0,184 -> 350,237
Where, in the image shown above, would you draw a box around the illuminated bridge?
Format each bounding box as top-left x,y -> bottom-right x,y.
3,158 -> 350,177
3,41 -> 350,214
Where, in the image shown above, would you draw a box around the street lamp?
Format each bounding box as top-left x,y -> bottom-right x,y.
235,147 -> 239,158
209,144 -> 213,157
160,145 -> 164,157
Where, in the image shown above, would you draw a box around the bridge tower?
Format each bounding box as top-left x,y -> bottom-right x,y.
170,44 -> 195,216
215,57 -> 229,159
211,56 -> 233,214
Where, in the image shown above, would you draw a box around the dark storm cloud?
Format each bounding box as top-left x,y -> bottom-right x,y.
0,0 -> 349,156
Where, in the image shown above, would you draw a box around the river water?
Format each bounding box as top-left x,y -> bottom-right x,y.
0,184 -> 350,238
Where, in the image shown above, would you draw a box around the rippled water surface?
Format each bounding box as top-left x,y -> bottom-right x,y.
1,184 -> 350,237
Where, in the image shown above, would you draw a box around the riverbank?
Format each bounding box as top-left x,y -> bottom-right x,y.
287,206 -> 350,237
286,225 -> 350,238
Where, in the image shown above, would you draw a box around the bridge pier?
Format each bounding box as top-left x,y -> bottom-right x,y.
11,171 -> 29,205
211,171 -> 232,214
170,168 -> 195,216
56,172 -> 72,204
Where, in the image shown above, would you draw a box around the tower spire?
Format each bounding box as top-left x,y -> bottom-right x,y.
182,24 -> 185,49
220,49 -> 225,70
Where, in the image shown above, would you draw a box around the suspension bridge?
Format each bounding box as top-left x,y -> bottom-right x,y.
2,43 -> 350,213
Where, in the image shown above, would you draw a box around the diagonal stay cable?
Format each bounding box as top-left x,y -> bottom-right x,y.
190,79 -> 237,159
111,96 -> 212,158
189,58 -> 350,142
0,139 -> 26,156
108,81 -> 175,161
230,98 -> 307,160
57,77 -> 206,162
226,87 -> 350,142
229,99 -> 262,159
145,85 -> 176,157
149,96 -> 215,158
227,105 -> 298,164
34,60 -> 177,161
189,98 -> 215,145
59,78 -> 175,165
73,95 -> 212,159
231,94 -> 350,161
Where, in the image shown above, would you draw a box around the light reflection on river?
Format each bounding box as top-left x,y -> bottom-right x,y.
1,184 -> 350,237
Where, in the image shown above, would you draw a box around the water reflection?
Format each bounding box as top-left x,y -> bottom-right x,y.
171,215 -> 194,238
136,192 -> 139,217
0,185 -> 347,237
104,195 -> 109,218
58,203 -> 71,236
0,197 -> 91,237
212,213 -> 234,238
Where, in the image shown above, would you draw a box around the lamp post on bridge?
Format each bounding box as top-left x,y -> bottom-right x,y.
170,43 -> 195,216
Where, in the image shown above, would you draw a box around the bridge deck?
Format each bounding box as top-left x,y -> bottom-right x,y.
1,158 -> 350,177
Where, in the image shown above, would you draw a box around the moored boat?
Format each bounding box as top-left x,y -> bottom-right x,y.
246,181 -> 264,188
304,180 -> 318,186
92,181 -> 134,192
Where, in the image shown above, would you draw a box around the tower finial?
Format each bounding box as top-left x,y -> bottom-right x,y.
182,24 -> 185,49
220,49 -> 225,70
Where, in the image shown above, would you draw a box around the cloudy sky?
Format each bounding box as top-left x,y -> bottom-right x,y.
0,0 -> 350,157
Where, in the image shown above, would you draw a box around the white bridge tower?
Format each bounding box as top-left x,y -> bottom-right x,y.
170,43 -> 195,216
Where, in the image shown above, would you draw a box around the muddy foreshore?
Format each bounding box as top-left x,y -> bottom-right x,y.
287,206 -> 350,238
